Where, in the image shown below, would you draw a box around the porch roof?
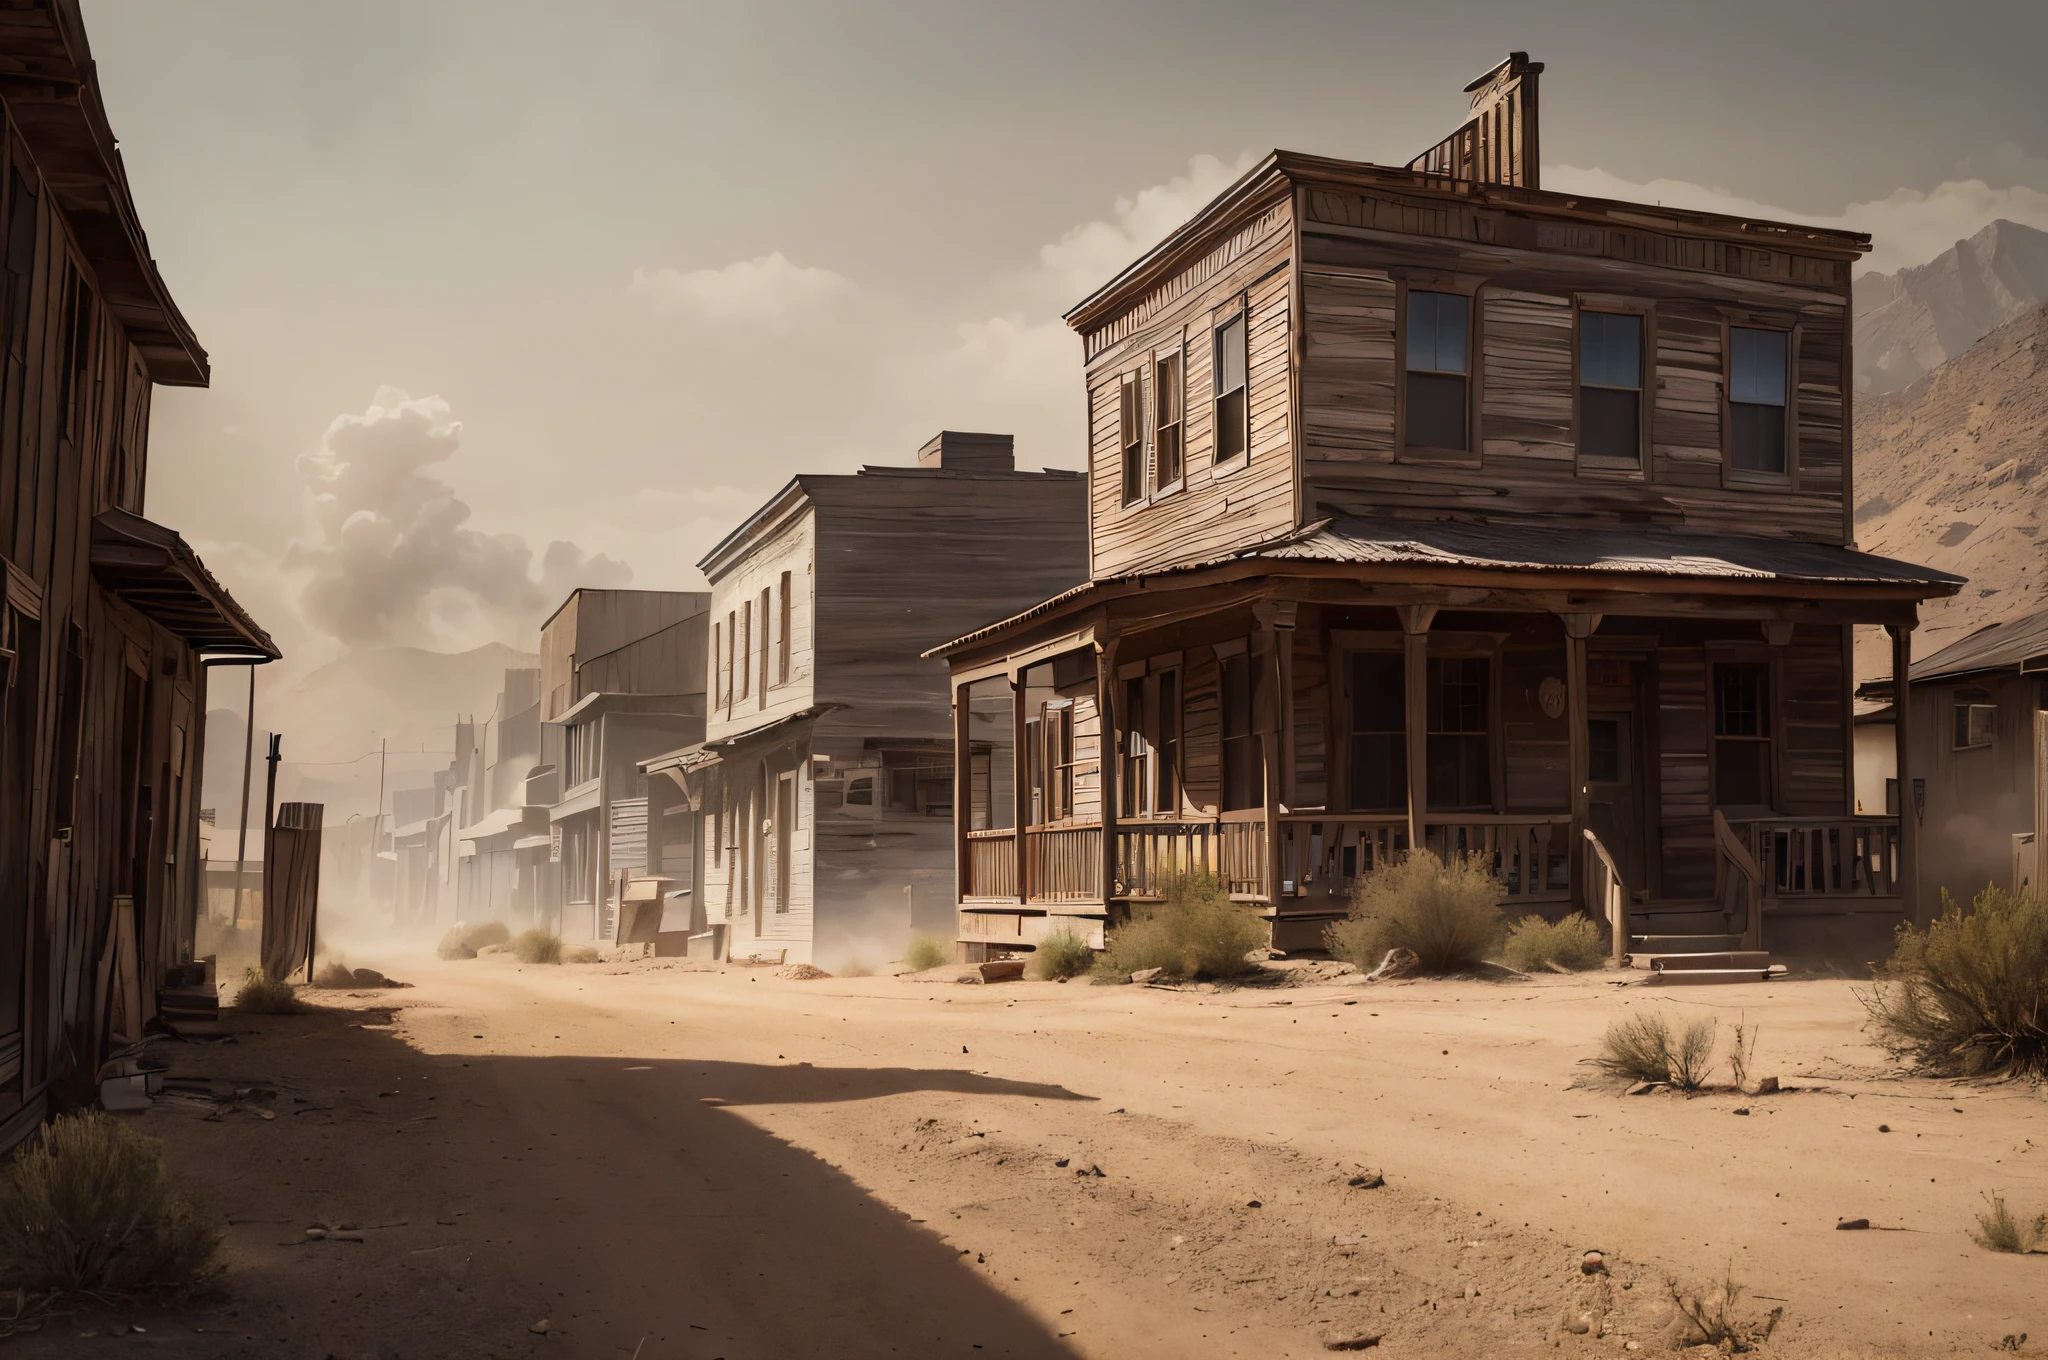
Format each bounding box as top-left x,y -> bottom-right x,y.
1857,608 -> 2048,697
926,517 -> 1962,659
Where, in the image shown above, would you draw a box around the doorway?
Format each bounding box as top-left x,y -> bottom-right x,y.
1584,654 -> 1650,892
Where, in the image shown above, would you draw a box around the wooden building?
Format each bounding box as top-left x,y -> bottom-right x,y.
535,589 -> 709,943
1857,611 -> 2048,903
930,55 -> 1960,968
641,432 -> 1087,968
0,2 -> 278,1147
452,666 -> 544,924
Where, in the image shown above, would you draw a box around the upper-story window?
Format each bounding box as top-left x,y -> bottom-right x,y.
1729,327 -> 1789,476
1404,290 -> 1469,453
777,570 -> 792,685
1154,349 -> 1183,488
1120,370 -> 1145,504
1579,311 -> 1643,465
1212,312 -> 1247,465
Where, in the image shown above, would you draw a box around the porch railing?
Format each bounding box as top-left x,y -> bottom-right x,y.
1023,823 -> 1102,903
1714,810 -> 1765,951
1117,812 -> 1268,901
1727,815 -> 1901,901
1582,827 -> 1629,962
1277,816 -> 1407,906
963,829 -> 1018,901
1425,815 -> 1573,904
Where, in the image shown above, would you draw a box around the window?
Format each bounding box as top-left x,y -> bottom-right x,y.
965,676 -> 1015,831
713,618 -> 727,707
1588,715 -> 1629,784
1712,662 -> 1772,807
1119,668 -> 1182,818
777,570 -> 792,684
1953,697 -> 1995,750
1029,700 -> 1075,823
1729,327 -> 1788,475
1154,349 -> 1183,487
1212,312 -> 1247,464
1121,675 -> 1147,818
1347,652 -> 1406,812
1120,371 -> 1145,504
1155,668 -> 1180,815
1426,656 -> 1490,810
1220,650 -> 1260,812
1404,290 -> 1469,452
1579,311 -> 1643,464
757,587 -> 771,707
845,775 -> 874,806
738,600 -> 752,700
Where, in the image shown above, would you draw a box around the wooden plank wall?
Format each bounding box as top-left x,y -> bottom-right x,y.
1779,625 -> 1848,814
1657,647 -> 1713,896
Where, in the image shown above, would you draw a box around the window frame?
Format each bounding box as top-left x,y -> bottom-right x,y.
1721,317 -> 1798,487
1210,304 -> 1250,474
1217,643 -> 1261,813
1573,298 -> 1653,479
1394,279 -> 1480,466
1709,656 -> 1777,811
1118,368 -> 1146,506
1341,646 -> 1408,814
1423,651 -> 1494,813
1118,659 -> 1184,820
1152,337 -> 1186,496
1952,694 -> 1995,751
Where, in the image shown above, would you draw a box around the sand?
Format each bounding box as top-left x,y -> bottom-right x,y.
14,956 -> 2043,1358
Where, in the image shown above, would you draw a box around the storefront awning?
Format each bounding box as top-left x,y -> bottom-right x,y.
90,510 -> 279,661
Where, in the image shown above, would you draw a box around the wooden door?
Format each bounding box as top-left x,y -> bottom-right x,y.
1585,656 -> 1649,892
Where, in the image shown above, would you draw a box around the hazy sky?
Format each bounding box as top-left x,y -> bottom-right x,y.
85,0 -> 2048,679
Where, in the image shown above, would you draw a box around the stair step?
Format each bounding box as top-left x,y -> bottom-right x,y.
1630,934 -> 1743,953
1630,951 -> 1772,971
1641,965 -> 1788,986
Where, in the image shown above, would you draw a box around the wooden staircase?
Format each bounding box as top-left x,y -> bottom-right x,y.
1589,813 -> 1785,984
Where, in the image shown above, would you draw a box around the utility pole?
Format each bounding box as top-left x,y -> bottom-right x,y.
375,736 -> 388,923
258,732 -> 281,941
230,665 -> 258,929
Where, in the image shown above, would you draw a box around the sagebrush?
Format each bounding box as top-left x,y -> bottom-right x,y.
903,933 -> 951,972
510,929 -> 563,965
1971,1193 -> 2047,1254
231,966 -> 298,1013
1501,912 -> 1607,972
436,920 -> 512,959
1593,1010 -> 1718,1090
1028,929 -> 1094,981
1095,873 -> 1263,982
563,945 -> 601,964
0,1112 -> 222,1294
1326,850 -> 1505,973
1669,1266 -> 1781,1351
1862,885 -> 2048,1078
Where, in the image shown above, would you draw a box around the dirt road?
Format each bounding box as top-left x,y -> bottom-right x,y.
18,956 -> 2045,1358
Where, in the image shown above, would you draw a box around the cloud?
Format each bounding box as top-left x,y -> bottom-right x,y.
286,387 -> 630,650
1545,165 -> 2048,277
630,251 -> 854,325
1033,152 -> 1260,305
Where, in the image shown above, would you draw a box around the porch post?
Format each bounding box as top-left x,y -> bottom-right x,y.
1396,605 -> 1438,855
1560,612 -> 1601,912
1273,601 -> 1298,809
953,681 -> 970,907
1889,621 -> 1919,922
1097,640 -> 1119,910
1012,667 -> 1032,905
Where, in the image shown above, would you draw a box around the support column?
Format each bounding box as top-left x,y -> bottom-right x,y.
1396,605 -> 1438,855
1889,621 -> 1919,922
952,682 -> 971,906
1012,668 -> 1032,906
1097,641 -> 1120,909
1559,612 -> 1602,912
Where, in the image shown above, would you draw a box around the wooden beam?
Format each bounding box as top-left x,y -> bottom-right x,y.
1097,640 -> 1121,908
1890,621 -> 1919,923
1013,670 -> 1032,904
1559,612 -> 1601,913
1398,605 -> 1437,853
953,681 -> 970,910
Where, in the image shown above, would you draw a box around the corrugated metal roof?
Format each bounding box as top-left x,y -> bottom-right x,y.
1904,611 -> 2048,684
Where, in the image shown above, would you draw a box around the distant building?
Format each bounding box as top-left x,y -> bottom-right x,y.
643,432 -> 1087,968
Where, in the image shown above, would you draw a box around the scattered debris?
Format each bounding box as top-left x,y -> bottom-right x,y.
530,1319 -> 551,1334
1323,1335 -> 1381,1352
1836,1218 -> 1870,1231
1581,1250 -> 1607,1274
1129,967 -> 1163,984
1361,948 -> 1419,983
779,964 -> 832,981
1347,1171 -> 1384,1189
977,960 -> 1025,984
1742,1075 -> 1780,1096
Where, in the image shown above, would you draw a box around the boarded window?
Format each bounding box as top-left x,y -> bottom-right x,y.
1220,651 -> 1259,812
1712,662 -> 1772,806
1405,290 -> 1469,452
1729,327 -> 1788,474
1213,313 -> 1247,464
1579,311 -> 1642,464
1347,651 -> 1406,812
1120,371 -> 1145,504
1426,656 -> 1491,811
1154,349 -> 1183,487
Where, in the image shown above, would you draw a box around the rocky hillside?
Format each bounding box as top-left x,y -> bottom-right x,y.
1854,219 -> 2048,395
1854,298 -> 2048,670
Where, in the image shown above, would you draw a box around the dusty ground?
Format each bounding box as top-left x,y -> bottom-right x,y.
13,955 -> 2045,1359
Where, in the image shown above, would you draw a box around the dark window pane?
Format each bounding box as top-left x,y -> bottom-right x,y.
1406,290 -> 1467,374
1214,387 -> 1246,463
1579,312 -> 1642,390
1714,665 -> 1767,737
1406,371 -> 1467,451
1349,652 -> 1405,732
1349,734 -> 1406,811
1427,657 -> 1488,733
1348,651 -> 1406,812
1122,443 -> 1144,502
1714,740 -> 1770,806
1588,717 -> 1621,783
1580,386 -> 1640,462
1221,652 -> 1260,812
1425,657 -> 1490,810
1216,315 -> 1246,395
1426,734 -> 1491,810
1730,401 -> 1785,473
1730,327 -> 1787,406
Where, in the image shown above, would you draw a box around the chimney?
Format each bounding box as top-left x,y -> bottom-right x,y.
916,430 -> 1015,473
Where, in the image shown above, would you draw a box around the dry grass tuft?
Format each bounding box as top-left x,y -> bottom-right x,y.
1501,912 -> 1607,972
436,920 -> 512,960
230,966 -> 298,1013
903,933 -> 951,972
1028,929 -> 1094,981
1096,873 -> 1263,982
1326,851 -> 1506,974
563,945 -> 601,964
1971,1193 -> 2047,1254
0,1112 -> 223,1295
1669,1266 -> 1782,1351
510,929 -> 563,965
1729,1014 -> 1760,1090
1863,885 -> 2048,1079
1592,1010 -> 1718,1089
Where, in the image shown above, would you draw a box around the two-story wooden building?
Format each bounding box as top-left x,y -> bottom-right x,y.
0,1 -> 278,1147
641,432 -> 1087,969
932,56 -> 1960,968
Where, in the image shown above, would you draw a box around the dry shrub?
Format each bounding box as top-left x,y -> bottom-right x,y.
903,933 -> 951,972
231,966 -> 298,1014
0,1112 -> 222,1294
1972,1193 -> 2047,1254
563,945 -> 601,964
436,920 -> 512,960
510,929 -> 563,965
1326,850 -> 1505,973
1729,1014 -> 1760,1090
310,960 -> 355,989
1501,912 -> 1607,972
1863,885 -> 2048,1078
1028,929 -> 1094,981
1095,873 -> 1263,982
1669,1266 -> 1781,1351
1593,1010 -> 1718,1089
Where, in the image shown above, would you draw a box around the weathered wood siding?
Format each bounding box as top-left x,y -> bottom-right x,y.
706,506 -> 816,745
1779,626 -> 1848,815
